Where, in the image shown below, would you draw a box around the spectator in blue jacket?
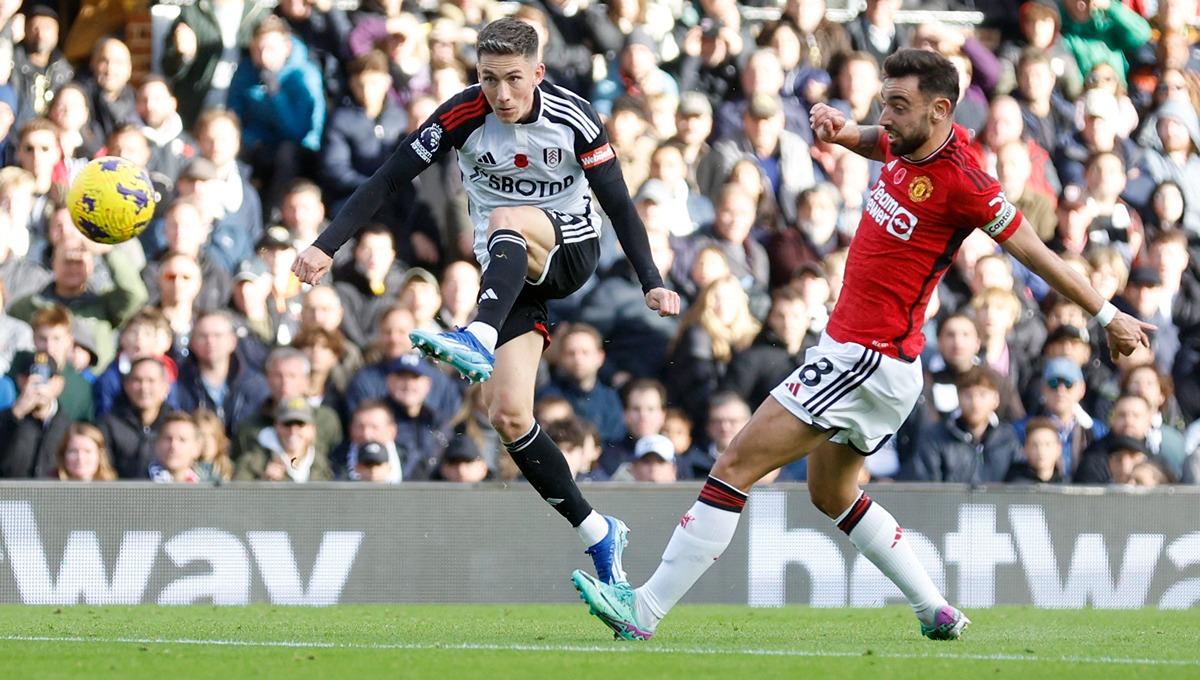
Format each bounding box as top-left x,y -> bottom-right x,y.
319,50 -> 406,211
912,367 -> 1023,483
228,15 -> 326,213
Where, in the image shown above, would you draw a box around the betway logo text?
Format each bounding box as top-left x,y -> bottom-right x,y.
0,501 -> 362,605
748,492 -> 1200,609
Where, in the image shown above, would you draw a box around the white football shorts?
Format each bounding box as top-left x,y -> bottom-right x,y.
769,332 -> 923,455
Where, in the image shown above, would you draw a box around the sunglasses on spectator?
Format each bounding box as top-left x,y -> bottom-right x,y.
1046,377 -> 1077,389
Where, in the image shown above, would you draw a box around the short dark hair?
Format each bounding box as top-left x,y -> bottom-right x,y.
477,17 -> 539,60
544,415 -> 596,450
955,366 -> 1001,393
348,50 -> 390,79
937,312 -> 977,337
1024,417 -> 1058,442
622,378 -> 667,409
881,48 -> 959,110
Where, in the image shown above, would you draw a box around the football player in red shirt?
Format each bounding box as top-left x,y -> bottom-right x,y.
573,48 -> 1153,641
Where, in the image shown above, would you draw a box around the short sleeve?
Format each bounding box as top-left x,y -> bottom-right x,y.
955,170 -> 1022,243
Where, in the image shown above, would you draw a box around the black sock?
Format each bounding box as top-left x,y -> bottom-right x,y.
474,229 -> 528,330
505,422 -> 593,526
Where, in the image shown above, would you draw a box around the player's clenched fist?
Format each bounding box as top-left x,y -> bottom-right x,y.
645,288 -> 681,318
809,103 -> 848,144
292,246 -> 333,285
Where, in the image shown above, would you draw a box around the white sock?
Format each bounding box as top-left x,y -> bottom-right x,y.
836,492 -> 947,624
576,511 -> 609,547
637,480 -> 745,630
465,322 -> 498,353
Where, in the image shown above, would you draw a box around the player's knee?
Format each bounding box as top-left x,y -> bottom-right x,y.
487,208 -> 527,238
809,485 -> 855,519
488,402 -> 533,443
710,436 -> 756,489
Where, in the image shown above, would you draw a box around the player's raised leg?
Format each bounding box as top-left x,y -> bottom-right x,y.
807,442 -> 968,640
411,206 -> 555,382
484,331 -> 629,584
573,397 -> 828,639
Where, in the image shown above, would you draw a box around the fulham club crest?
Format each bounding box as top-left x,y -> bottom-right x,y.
543,147 -> 562,168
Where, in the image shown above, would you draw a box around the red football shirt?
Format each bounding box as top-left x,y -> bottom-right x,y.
826,124 -> 1023,361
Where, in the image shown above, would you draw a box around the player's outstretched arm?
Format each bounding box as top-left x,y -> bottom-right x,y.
1000,218 -> 1155,360
809,103 -> 886,162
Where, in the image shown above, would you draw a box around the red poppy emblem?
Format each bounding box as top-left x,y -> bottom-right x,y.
514,154 -> 528,168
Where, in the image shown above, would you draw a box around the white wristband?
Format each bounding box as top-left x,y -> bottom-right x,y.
1095,301 -> 1118,327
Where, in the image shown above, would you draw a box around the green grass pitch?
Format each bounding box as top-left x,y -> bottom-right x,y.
2,604 -> 1197,679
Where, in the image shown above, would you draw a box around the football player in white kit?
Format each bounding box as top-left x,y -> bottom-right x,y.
293,18 -> 680,585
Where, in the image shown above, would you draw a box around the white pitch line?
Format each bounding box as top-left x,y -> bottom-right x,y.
1,635 -> 1197,667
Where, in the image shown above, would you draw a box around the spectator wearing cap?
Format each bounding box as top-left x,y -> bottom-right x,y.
235,396 -> 333,482
1128,100 -> 1200,234
998,0 -> 1084,99
10,4 -> 74,123
137,76 -> 198,187
333,224 -> 405,346
1005,417 -> 1065,483
1074,434 -> 1157,485
591,28 -> 679,118
722,285 -> 814,411
384,352 -> 453,476
229,15 -> 326,213
397,267 -> 443,335
319,51 -> 406,213
612,433 -> 678,483
1025,323 -> 1119,425
192,110 -> 265,269
435,435 -> 490,483
912,367 -> 1023,483
234,347 -> 342,459
174,310 -> 270,435
1059,0 -> 1151,87
1016,357 -> 1108,480
160,0 -> 271,128
713,49 -> 810,144
545,415 -> 607,482
79,37 -> 141,141
1054,89 -> 1142,188
99,357 -> 173,479
343,306 -> 462,420
1115,266 -> 1173,372
669,92 -> 715,194
697,94 -> 814,224
352,440 -> 397,483
844,0 -> 910,65
143,199 -> 231,313
0,351 -> 70,477
229,257 -> 276,347
332,399 -> 403,482
148,412 -> 202,483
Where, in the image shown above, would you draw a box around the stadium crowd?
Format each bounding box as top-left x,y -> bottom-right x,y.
0,0 -> 1198,486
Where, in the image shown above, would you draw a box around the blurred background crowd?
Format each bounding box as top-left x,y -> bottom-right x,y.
0,0 -> 1198,487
